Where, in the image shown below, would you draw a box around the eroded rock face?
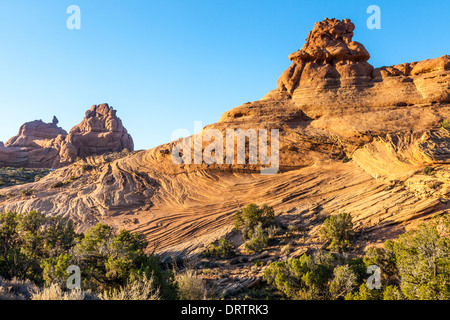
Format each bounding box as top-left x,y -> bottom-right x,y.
262,18 -> 450,113
0,18 -> 448,257
61,104 -> 134,163
269,18 -> 372,96
210,18 -> 450,176
0,104 -> 134,168
5,120 -> 67,149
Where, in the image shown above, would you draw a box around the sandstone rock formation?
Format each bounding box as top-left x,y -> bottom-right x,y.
271,18 -> 372,97
0,104 -> 133,168
59,104 -> 134,164
0,18 -> 448,260
5,120 -> 67,149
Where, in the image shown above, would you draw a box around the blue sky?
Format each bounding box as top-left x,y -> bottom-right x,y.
0,0 -> 449,150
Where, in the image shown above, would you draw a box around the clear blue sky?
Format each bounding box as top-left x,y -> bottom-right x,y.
0,0 -> 448,150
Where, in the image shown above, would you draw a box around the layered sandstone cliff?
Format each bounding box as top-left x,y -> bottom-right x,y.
0,18 -> 448,258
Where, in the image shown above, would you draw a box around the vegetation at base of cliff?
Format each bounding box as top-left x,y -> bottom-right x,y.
234,203 -> 278,253
0,167 -> 51,188
2,204 -> 450,300
203,238 -> 235,259
263,215 -> 450,300
319,212 -> 354,252
0,211 -> 181,300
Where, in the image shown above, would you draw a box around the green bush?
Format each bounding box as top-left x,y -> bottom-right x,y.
0,213 -> 178,299
352,216 -> 450,300
329,265 -> 357,299
245,224 -> 269,253
70,223 -> 177,298
203,238 -> 235,258
382,285 -> 404,300
391,216 -> 450,299
0,211 -> 78,283
442,119 -> 450,128
50,181 -> 65,189
100,274 -> 160,300
363,242 -> 398,286
345,283 -> 383,300
259,216 -> 450,301
263,252 -> 335,299
319,212 -> 354,252
19,189 -> 33,197
423,166 -> 434,175
234,203 -> 275,240
41,253 -> 70,287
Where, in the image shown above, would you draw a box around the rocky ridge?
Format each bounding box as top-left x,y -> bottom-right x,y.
0,104 -> 134,168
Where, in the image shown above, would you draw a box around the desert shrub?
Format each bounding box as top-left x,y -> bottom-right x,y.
329,265 -> 358,299
423,166 -> 434,175
245,224 -> 269,253
319,212 -> 354,252
263,252 -> 335,299
40,253 -> 70,287
234,203 -> 275,240
286,224 -> 298,237
81,164 -> 94,172
430,181 -> 442,189
44,216 -> 79,257
346,257 -> 369,284
50,181 -> 65,189
382,285 -> 404,300
266,225 -> 281,238
100,274 -> 159,300
0,212 -> 157,293
253,259 -> 266,267
203,238 -> 235,259
363,242 -> 398,286
345,283 -> 383,300
71,224 -> 147,290
0,277 -> 38,300
442,119 -> 450,128
175,269 -> 207,300
19,189 -> 33,197
390,216 -> 450,300
352,216 -> 450,300
0,211 -> 79,283
30,283 -> 88,300
71,223 -> 177,299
